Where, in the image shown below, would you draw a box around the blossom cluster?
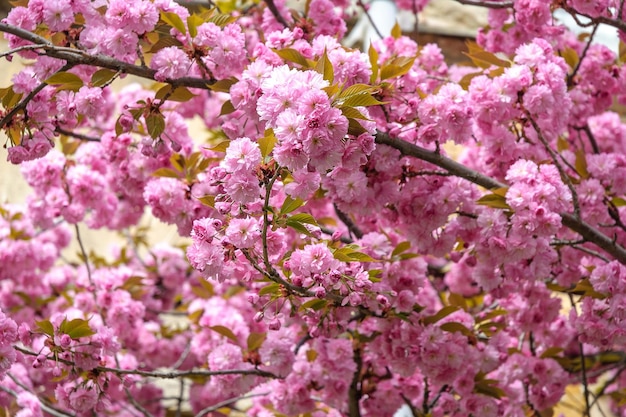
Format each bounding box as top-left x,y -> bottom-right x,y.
3,0 -> 626,416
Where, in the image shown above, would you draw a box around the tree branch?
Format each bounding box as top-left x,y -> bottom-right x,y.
453,0 -> 513,8
348,347 -> 363,417
0,23 -> 215,89
262,0 -> 290,28
13,345 -> 280,379
374,132 -> 626,265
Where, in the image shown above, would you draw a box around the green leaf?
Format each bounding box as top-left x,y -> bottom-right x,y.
380,57 -> 416,80
187,14 -> 205,38
284,212 -> 319,235
368,43 -> 379,84
464,41 -> 511,69
167,86 -> 196,102
147,35 -> 183,53
247,332 -> 266,352
347,118 -> 368,137
209,325 -> 239,344
422,306 -> 460,325
220,100 -> 236,116
458,71 -> 482,90
612,197 -> 626,207
1,86 -> 23,109
209,77 -> 238,93
340,106 -> 370,120
315,49 -> 334,84
36,319 -> 54,337
342,94 -> 385,108
209,10 -> 237,26
161,11 -> 187,34
208,140 -> 230,153
391,241 -> 411,257
45,72 -> 84,91
280,196 -> 304,215
60,318 -> 96,339
153,168 -> 181,178
391,21 -> 402,39
259,129 -> 277,159
146,113 -> 165,139
272,48 -> 310,68
259,283 -> 281,296
90,69 -> 117,87
289,213 -> 318,225
440,322 -> 474,338
197,195 -> 215,207
540,347 -> 563,359
339,83 -> 375,98
561,47 -> 579,69
474,381 -> 506,399
349,252 -> 377,262
300,299 -> 327,311
334,247 -> 355,262
476,193 -> 510,210
476,308 -> 507,324
575,149 -> 589,179
155,85 -> 196,102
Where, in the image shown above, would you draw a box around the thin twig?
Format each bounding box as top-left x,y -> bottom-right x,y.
193,392 -> 270,417
454,0 -> 513,8
0,63 -> 74,130
55,127 -> 101,142
567,24 -> 598,87
6,373 -> 77,417
526,114 -> 581,218
14,344 -> 280,379
334,204 -> 364,239
356,0 -> 384,40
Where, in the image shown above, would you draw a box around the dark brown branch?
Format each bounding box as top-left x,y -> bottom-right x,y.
14,345 -> 279,379
562,5 -> 626,32
454,0 -> 513,8
374,132 -> 626,265
0,23 -> 215,89
55,127 -> 101,142
348,347 -> 363,417
0,63 -> 74,130
375,132 -> 505,190
335,204 -> 364,239
262,0 -> 290,28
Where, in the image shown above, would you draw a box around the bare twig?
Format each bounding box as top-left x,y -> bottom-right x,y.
567,24 -> 598,87
454,0 -> 513,8
356,0 -> 384,40
526,114 -> 581,218
55,127 -> 101,142
193,392 -> 270,417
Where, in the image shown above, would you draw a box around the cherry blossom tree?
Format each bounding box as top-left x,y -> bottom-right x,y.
2,0 -> 626,416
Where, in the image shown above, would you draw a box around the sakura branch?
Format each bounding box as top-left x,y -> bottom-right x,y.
0,22 -> 216,89
3,0 -> 626,415
13,346 -> 280,380
453,0 -> 513,7
374,132 -> 626,265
